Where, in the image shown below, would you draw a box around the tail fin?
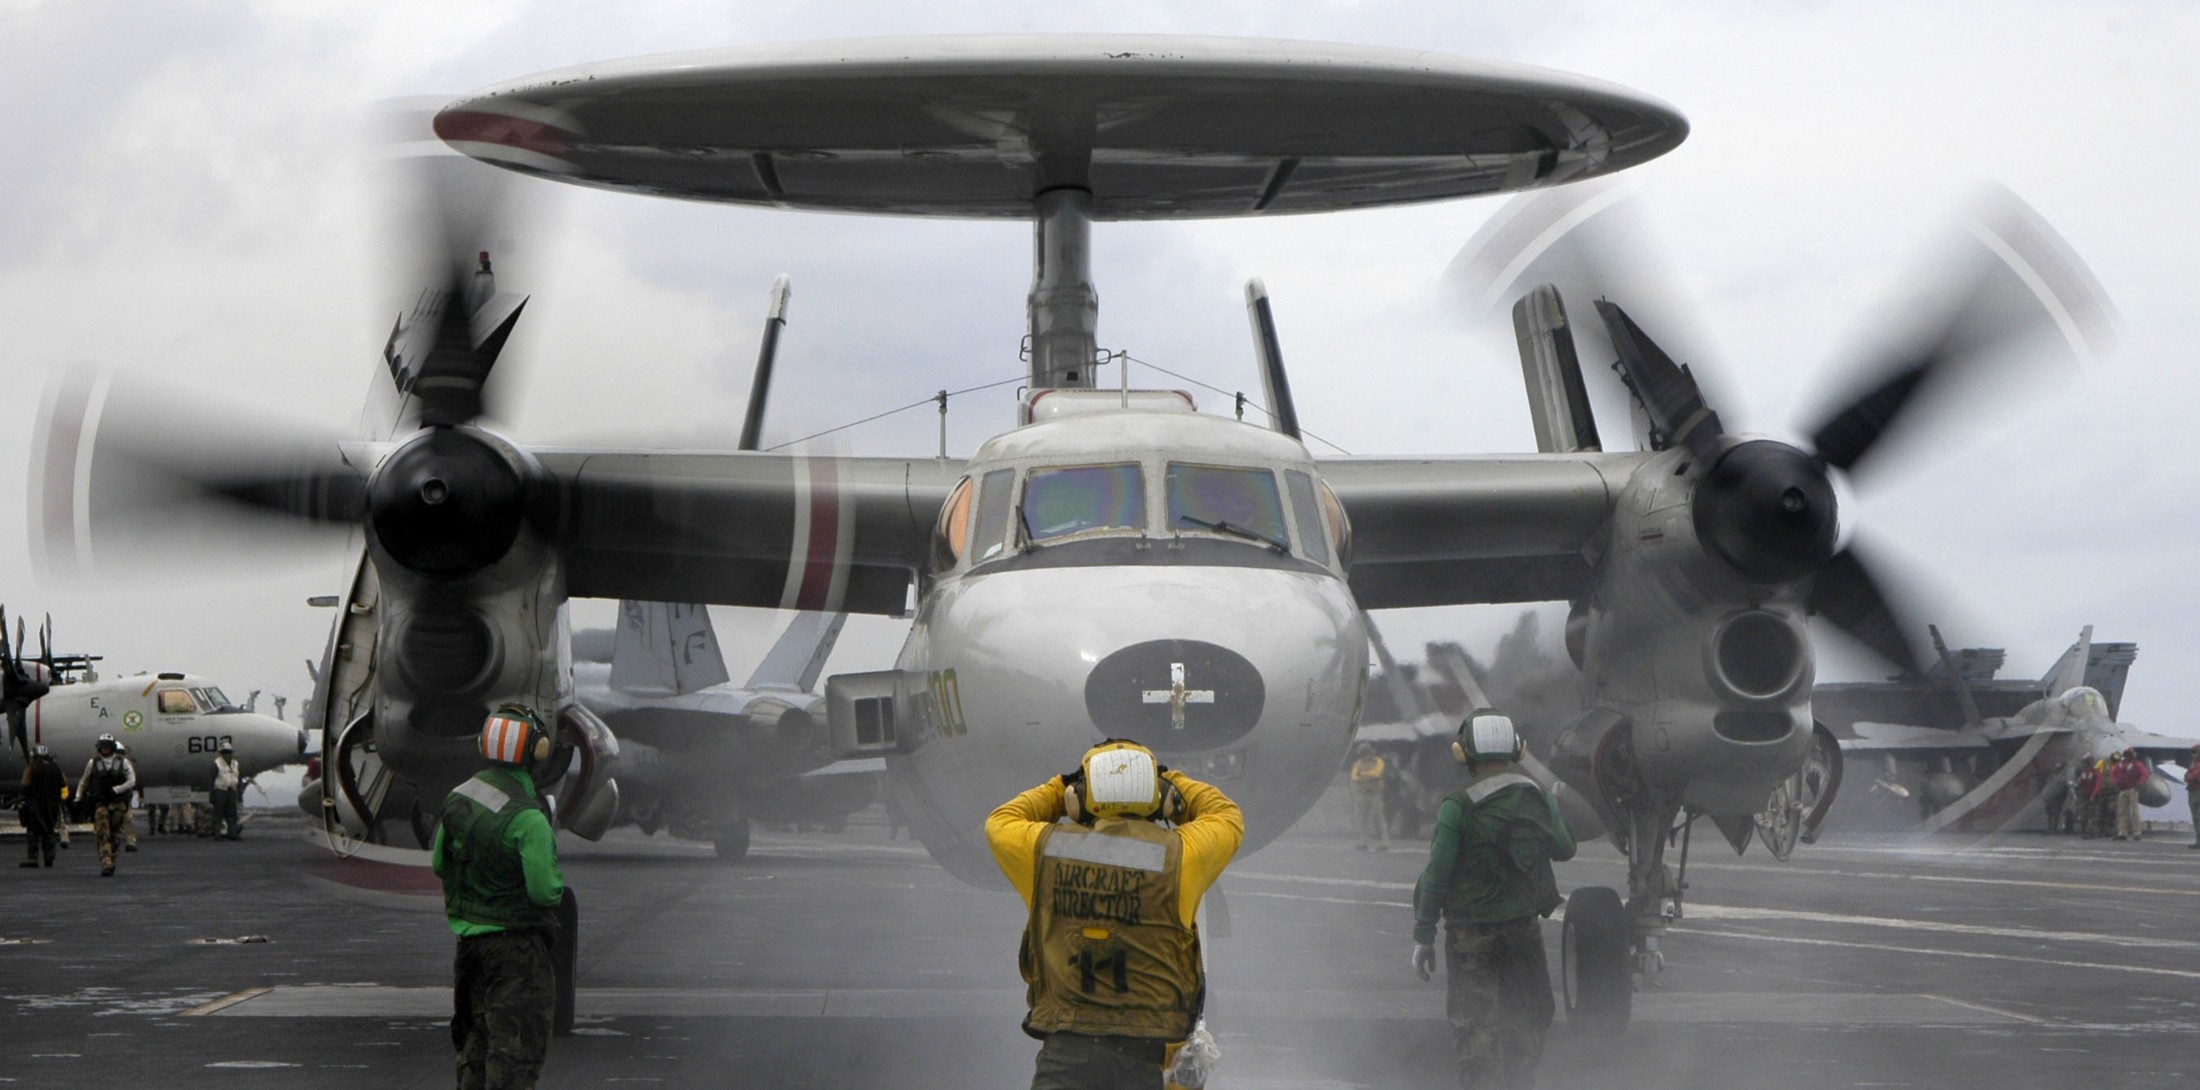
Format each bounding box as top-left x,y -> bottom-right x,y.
2039,625 -> 2094,697
609,602 -> 731,696
743,611 -> 848,693
2082,641 -> 2138,720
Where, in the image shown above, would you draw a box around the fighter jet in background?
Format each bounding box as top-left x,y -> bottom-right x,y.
573,602 -> 872,860
1827,626 -> 2196,832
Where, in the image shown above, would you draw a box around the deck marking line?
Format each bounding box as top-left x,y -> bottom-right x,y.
1679,927 -> 2200,982
1684,903 -> 2200,951
181,988 -> 272,1017
1674,861 -> 2199,898
1232,889 -> 1411,909
1919,993 -> 2051,1025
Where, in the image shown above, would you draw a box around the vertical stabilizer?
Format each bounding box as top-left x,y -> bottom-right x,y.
610,602 -> 732,696
1511,284 -> 1601,452
2041,625 -> 2094,697
2082,641 -> 2138,720
1361,614 -> 1429,721
743,611 -> 849,693
1423,640 -> 1494,710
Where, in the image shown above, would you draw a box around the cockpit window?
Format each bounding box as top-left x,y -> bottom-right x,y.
931,477 -> 975,571
205,688 -> 233,710
1021,464 -> 1145,542
1167,463 -> 1287,550
971,469 -> 1015,563
2059,686 -> 2107,719
1285,470 -> 1329,566
157,690 -> 196,715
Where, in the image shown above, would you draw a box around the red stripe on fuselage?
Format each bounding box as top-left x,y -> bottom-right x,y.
795,457 -> 841,611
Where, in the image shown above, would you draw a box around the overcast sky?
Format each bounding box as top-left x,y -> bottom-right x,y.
3,1 -> 2196,752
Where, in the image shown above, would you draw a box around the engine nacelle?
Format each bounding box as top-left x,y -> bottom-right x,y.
1557,445 -> 1822,821
354,425 -> 619,839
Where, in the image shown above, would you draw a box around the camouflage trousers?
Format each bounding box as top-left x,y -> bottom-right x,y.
452,930 -> 555,1090
1445,916 -> 1554,1090
92,803 -> 131,870
1030,1031 -> 1167,1090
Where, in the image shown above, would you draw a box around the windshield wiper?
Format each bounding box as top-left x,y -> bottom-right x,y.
1176,513 -> 1286,553
1016,505 -> 1041,551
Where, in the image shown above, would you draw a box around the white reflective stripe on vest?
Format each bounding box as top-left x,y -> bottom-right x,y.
1042,827 -> 1168,873
454,778 -> 513,814
1465,772 -> 1538,804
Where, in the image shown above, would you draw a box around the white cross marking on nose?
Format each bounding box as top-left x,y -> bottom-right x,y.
1141,662 -> 1215,730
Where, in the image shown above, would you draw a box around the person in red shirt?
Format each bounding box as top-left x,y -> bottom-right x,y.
2183,746 -> 2199,849
2110,750 -> 2151,841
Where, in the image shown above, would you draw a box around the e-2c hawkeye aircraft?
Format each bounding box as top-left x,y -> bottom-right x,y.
0,608 -> 305,799
29,35 -> 2112,1034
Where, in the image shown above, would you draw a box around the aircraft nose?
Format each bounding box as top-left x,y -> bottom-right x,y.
1083,639 -> 1264,753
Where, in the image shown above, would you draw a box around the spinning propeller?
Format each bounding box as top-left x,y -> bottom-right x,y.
1451,183 -> 2116,671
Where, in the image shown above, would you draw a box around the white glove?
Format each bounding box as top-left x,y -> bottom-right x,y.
1411,942 -> 1436,981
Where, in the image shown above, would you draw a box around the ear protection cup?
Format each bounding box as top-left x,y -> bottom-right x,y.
1451,739 -> 1468,765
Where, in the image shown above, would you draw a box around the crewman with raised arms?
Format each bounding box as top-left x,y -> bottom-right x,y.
987,740 -> 1243,1090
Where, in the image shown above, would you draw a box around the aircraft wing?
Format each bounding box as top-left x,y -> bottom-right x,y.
1839,721 -> 1999,756
2118,729 -> 2200,763
1319,454 -> 1640,608
541,451 -> 964,616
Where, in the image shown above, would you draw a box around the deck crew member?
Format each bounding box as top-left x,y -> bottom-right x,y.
76,734 -> 137,877
1411,710 -> 1575,1090
209,740 -> 245,840
2110,749 -> 2150,841
18,744 -> 67,867
2184,746 -> 2199,849
431,704 -> 567,1090
1350,742 -> 1391,851
116,742 -> 140,852
987,740 -> 1244,1090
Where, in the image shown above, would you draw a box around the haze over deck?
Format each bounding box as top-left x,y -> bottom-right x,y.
432,35 -> 1687,219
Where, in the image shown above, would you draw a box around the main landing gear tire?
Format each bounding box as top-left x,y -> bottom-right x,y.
713,817 -> 751,862
1561,885 -> 1631,1036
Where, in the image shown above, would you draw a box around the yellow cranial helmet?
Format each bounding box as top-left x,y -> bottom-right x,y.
1080,740 -> 1163,820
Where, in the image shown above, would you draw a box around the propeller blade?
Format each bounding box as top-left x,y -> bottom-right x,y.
1801,185 -> 2116,479
1807,543 -> 1926,675
414,265 -> 526,428
375,101 -> 547,430
1594,300 -> 1724,459
30,367 -> 363,579
1445,180 -> 1737,451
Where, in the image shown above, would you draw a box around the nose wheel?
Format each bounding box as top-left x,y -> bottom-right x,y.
712,815 -> 751,861
1560,885 -> 1631,1035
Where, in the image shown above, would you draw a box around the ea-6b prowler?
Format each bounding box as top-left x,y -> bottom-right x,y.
31,35 -> 2109,1033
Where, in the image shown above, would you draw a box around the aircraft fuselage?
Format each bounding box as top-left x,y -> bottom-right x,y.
883,399 -> 1368,883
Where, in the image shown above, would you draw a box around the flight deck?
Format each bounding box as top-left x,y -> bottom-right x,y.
4,811 -> 2196,1088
